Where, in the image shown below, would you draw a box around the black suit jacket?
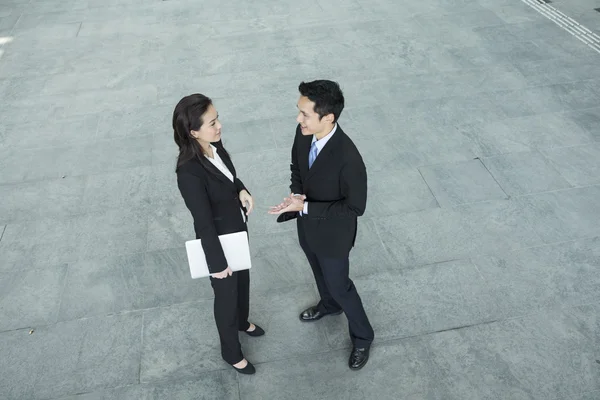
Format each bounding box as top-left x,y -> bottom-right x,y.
280,124 -> 367,257
177,142 -> 248,274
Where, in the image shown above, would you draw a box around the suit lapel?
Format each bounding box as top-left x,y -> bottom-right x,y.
203,147 -> 235,186
204,161 -> 230,184
305,129 -> 342,181
298,135 -> 311,177
217,147 -> 237,179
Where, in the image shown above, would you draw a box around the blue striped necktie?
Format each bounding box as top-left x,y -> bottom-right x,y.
308,142 -> 318,168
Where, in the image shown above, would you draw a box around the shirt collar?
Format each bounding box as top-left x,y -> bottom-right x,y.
312,123 -> 337,150
205,144 -> 218,159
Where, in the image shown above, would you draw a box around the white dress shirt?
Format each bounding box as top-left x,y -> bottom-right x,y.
299,124 -> 337,215
205,144 -> 246,222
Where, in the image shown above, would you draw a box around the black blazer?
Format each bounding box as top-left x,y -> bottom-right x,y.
177,142 -> 248,274
279,124 -> 367,257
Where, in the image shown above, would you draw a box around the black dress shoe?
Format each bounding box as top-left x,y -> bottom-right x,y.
348,347 -> 370,370
299,306 -> 343,322
244,324 -> 265,337
233,361 -> 256,375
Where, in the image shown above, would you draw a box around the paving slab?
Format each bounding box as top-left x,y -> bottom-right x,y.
482,150 -> 572,195
419,159 -> 508,207
2,0 -> 600,398
0,313 -> 142,400
424,308 -> 600,399
543,143 -> 600,186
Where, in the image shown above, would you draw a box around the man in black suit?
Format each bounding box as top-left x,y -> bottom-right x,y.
269,80 -> 374,370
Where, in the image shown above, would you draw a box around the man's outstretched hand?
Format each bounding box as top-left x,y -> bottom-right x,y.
268,193 -> 306,215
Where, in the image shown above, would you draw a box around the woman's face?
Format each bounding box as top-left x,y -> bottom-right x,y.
191,104 -> 222,144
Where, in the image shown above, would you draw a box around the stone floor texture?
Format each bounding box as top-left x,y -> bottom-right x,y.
1,0 -> 600,399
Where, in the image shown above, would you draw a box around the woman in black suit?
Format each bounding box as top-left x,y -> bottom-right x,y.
173,94 -> 263,375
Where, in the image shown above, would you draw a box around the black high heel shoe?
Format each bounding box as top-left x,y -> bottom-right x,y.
232,360 -> 256,375
244,324 -> 265,337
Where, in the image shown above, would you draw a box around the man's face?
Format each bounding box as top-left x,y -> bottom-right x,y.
296,95 -> 331,136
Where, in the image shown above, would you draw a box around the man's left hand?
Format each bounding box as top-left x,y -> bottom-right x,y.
268,194 -> 305,215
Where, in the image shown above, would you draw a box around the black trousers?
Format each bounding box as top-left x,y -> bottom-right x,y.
299,234 -> 374,348
209,269 -> 250,365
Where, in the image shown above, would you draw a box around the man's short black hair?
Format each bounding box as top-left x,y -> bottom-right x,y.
298,80 -> 345,123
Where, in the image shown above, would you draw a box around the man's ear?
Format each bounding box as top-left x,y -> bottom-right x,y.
324,113 -> 335,124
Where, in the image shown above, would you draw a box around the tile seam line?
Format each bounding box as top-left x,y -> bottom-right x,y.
535,148 -> 581,190
236,371 -> 241,400
54,300 -> 594,397
14,227 -> 587,323
476,157 -> 511,199
0,282 -> 318,333
53,263 -> 71,326
6,178 -> 595,272
3,177 -> 599,255
4,291 -> 600,339
138,314 -> 144,385
417,167 -> 442,209
495,300 -> 600,324
514,182 -> 600,198
1,121 -> 595,186
371,180 -> 600,223
128,99 -> 600,163
249,315 -> 533,368
3,75 -> 600,125
539,141 -> 600,152
371,218 -> 405,269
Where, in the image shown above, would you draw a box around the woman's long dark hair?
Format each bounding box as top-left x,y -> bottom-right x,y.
173,93 -> 230,172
